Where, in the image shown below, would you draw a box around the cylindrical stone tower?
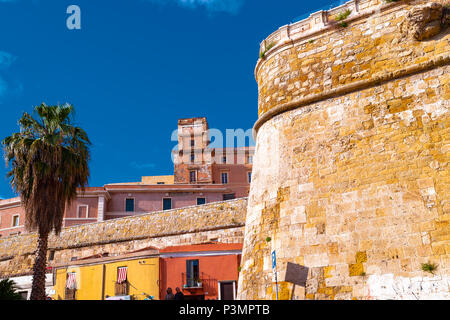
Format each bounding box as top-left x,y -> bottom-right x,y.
238,0 -> 449,300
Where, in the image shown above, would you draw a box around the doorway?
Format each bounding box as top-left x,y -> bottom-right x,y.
219,281 -> 236,300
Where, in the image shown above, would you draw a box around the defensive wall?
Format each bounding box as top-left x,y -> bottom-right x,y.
0,198 -> 247,278
238,0 -> 449,300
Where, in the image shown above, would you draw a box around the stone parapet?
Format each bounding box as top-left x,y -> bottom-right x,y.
255,0 -> 449,122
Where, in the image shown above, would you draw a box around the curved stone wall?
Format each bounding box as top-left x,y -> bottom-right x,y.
238,0 -> 449,300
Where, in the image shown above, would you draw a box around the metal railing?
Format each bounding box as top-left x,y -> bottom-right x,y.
182,273 -> 204,289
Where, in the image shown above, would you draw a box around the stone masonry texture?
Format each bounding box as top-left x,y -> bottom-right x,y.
238,0 -> 449,300
0,198 -> 247,278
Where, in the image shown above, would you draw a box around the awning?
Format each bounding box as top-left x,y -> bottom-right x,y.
117,267 -> 127,283
66,272 -> 76,289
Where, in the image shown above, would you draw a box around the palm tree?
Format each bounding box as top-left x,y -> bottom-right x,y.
2,103 -> 90,300
0,278 -> 24,300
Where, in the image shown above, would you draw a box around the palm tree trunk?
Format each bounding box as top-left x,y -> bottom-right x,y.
30,230 -> 49,300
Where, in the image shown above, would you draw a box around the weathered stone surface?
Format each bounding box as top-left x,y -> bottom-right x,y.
401,2 -> 446,41
239,0 -> 449,300
255,0 -> 450,119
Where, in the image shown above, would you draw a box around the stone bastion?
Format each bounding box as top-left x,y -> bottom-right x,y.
238,0 -> 449,300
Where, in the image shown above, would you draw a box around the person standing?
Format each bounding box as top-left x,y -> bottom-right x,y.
174,287 -> 184,300
165,287 -> 175,300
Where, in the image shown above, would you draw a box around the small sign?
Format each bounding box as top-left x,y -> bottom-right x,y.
271,250 -> 278,300
284,262 -> 309,287
271,250 -> 276,269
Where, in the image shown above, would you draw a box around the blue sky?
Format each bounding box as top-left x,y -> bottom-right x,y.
0,0 -> 340,199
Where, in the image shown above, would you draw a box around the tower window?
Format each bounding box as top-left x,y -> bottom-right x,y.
190,170 -> 197,183
248,172 -> 252,183
221,172 -> 229,184
190,153 -> 195,163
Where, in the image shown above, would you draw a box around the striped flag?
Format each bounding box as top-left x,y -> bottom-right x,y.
117,267 -> 127,283
66,272 -> 77,289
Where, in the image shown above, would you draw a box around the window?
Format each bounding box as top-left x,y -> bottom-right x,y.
248,172 -> 252,183
223,194 -> 235,201
77,205 -> 88,218
190,170 -> 197,183
66,272 -> 77,290
12,215 -> 19,227
247,155 -> 253,164
186,259 -> 200,287
221,172 -> 228,184
125,198 -> 135,212
197,198 -> 206,205
65,272 -> 77,300
49,250 -> 55,261
190,139 -> 195,147
163,198 -> 172,210
157,182 -> 165,185
190,153 -> 195,163
222,156 -> 227,164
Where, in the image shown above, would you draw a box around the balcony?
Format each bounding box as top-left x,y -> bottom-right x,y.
115,282 -> 129,296
182,273 -> 204,289
181,272 -> 219,296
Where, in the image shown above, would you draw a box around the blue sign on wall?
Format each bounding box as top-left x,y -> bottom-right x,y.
271,250 -> 276,269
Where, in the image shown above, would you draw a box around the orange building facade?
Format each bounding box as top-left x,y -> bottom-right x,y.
159,243 -> 242,300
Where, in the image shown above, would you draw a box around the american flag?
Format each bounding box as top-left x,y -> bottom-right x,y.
117,267 -> 127,283
66,272 -> 77,289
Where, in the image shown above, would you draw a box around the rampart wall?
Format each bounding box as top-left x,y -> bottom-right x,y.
0,198 -> 247,277
238,0 -> 449,300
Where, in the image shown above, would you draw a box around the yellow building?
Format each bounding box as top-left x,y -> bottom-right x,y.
52,248 -> 159,300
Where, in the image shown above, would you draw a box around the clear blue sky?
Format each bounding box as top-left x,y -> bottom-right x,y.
0,0 -> 339,199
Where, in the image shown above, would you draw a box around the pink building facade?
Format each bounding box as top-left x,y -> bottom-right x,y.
0,117 -> 254,237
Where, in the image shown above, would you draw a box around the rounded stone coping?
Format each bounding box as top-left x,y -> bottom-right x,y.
253,53 -> 450,137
